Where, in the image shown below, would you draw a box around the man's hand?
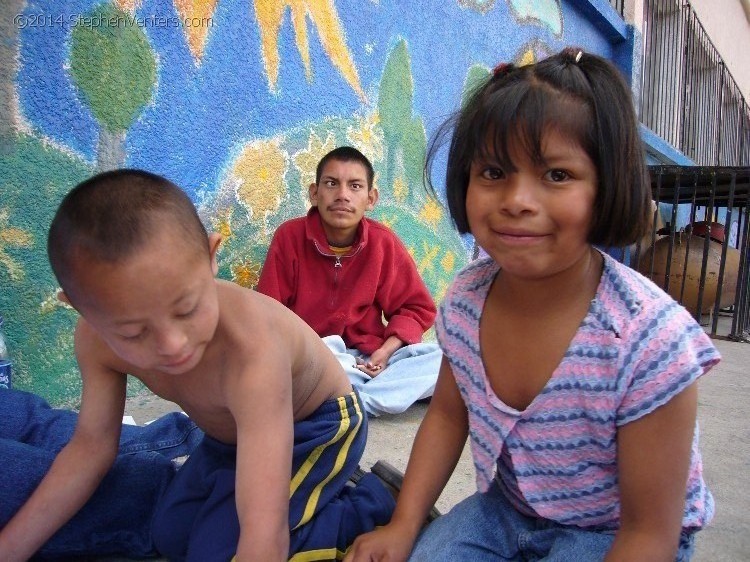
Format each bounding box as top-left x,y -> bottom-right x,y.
355,337 -> 403,377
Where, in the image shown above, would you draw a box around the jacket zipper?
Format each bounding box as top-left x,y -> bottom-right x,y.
312,241 -> 364,307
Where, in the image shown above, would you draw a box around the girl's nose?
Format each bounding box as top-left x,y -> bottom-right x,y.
501,177 -> 538,215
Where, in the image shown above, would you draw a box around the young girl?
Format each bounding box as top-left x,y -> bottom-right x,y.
343,48 -> 720,562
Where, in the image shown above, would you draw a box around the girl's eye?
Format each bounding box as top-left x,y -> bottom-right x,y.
545,169 -> 570,182
481,167 -> 504,180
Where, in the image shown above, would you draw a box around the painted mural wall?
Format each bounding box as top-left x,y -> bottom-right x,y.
1,0 -> 625,406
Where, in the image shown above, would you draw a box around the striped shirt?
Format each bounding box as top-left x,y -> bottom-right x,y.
436,251 -> 720,530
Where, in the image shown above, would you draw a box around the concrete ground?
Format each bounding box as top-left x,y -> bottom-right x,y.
112,337 -> 749,561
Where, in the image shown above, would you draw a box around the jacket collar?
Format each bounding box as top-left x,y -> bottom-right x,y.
304,206 -> 369,253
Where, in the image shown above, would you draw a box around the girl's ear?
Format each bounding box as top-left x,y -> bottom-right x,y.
208,233 -> 223,276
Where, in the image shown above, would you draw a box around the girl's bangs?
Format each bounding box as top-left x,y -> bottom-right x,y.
473,84 -> 594,169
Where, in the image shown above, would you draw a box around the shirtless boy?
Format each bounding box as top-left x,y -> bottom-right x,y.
0,170 -> 394,561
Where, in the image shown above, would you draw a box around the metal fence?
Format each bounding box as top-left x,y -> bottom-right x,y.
640,0 -> 750,166
608,0 -> 625,17
626,166 -> 750,342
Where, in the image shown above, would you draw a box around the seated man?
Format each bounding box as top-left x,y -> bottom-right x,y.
257,146 -> 441,416
0,387 -> 202,558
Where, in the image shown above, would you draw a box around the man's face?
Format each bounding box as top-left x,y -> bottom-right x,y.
309,159 -> 378,246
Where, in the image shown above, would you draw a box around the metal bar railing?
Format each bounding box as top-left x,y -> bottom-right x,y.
641,0 -> 750,166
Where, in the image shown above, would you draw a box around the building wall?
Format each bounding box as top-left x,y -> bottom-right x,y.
691,0 -> 750,100
1,0 -> 631,406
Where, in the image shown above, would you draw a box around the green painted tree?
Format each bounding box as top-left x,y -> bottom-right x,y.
462,64 -> 492,108
378,39 -> 416,199
70,4 -> 156,171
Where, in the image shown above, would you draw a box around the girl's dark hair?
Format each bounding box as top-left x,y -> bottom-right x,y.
48,169 -> 209,293
427,47 -> 652,247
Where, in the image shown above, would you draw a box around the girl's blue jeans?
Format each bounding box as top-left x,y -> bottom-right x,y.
409,478 -> 696,562
0,388 -> 204,559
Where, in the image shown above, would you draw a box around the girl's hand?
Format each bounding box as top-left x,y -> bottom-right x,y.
343,524 -> 415,562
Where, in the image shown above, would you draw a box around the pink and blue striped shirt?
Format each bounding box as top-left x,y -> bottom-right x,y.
436,251 -> 720,530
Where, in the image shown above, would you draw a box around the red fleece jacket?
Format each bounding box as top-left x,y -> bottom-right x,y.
257,207 -> 437,355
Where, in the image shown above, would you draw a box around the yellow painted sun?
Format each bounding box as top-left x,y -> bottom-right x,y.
174,0 -> 220,62
0,208 -> 33,282
114,0 -> 142,12
252,0 -> 366,101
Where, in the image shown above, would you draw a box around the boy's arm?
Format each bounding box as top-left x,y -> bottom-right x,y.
605,383 -> 698,561
227,353 -> 294,562
344,357 -> 468,561
256,232 -> 297,306
0,324 -> 126,561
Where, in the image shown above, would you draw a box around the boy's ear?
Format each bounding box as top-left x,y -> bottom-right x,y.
308,182 -> 319,206
208,233 -> 223,276
367,186 -> 379,211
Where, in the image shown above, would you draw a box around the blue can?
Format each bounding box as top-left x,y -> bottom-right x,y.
0,315 -> 10,389
0,360 -> 9,389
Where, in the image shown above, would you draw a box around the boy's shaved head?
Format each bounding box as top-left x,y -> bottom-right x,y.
48,169 -> 209,296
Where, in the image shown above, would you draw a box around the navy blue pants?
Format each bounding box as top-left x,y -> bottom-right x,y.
151,391 -> 395,561
0,388 -> 203,559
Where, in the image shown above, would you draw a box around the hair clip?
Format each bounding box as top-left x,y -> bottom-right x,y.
575,51 -> 583,63
492,62 -> 512,77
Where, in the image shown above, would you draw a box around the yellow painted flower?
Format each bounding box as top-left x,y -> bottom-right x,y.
232,260 -> 261,289
392,176 -> 408,204
0,208 -> 33,282
232,138 -> 288,226
419,198 -> 443,230
346,114 -> 385,164
417,241 -> 440,275
293,130 -> 336,188
441,250 -> 455,274
378,213 -> 397,230
518,46 -> 536,66
213,209 -> 233,241
40,289 -> 75,315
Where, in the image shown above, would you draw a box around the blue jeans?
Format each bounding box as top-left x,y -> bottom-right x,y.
0,388 -> 204,559
409,479 -> 696,561
323,336 -> 441,416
